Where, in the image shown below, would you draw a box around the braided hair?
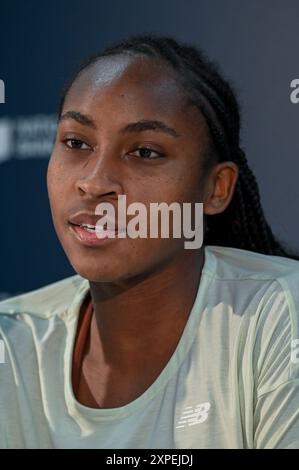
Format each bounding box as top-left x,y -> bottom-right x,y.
58,33 -> 299,260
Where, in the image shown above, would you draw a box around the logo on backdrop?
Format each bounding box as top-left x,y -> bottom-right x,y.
0,79 -> 4,104
0,115 -> 57,164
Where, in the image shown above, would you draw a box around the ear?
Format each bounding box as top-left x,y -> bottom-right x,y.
203,161 -> 239,215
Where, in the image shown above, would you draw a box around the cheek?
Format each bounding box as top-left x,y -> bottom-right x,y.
136,172 -> 182,201
47,156 -> 70,206
173,170 -> 203,203
139,172 -> 201,205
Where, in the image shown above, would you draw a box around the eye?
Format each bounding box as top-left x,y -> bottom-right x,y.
129,147 -> 164,159
62,138 -> 91,151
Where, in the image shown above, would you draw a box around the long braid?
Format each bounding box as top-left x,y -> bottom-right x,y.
59,33 -> 299,260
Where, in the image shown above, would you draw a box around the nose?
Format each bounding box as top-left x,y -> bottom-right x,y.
75,152 -> 123,200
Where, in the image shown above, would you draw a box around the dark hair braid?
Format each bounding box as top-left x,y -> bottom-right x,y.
59,33 -> 299,260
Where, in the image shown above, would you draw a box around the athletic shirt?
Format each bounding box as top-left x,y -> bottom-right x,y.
1,245 -> 299,449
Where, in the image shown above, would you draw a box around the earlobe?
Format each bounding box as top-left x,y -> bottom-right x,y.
203,197 -> 225,216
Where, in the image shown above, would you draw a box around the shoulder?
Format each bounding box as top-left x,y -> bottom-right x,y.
0,274 -> 89,376
204,245 -> 299,329
0,274 -> 89,322
205,244 -> 299,283
204,245 -> 299,390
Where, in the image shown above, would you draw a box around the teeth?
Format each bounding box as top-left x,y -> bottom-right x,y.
80,223 -> 108,233
81,223 -> 95,229
80,223 -> 96,233
78,223 -> 114,233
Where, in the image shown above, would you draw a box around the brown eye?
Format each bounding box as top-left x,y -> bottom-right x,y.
63,139 -> 90,150
130,147 -> 164,159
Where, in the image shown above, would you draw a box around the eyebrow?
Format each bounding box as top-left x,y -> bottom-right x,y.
59,111 -> 97,129
121,120 -> 181,138
59,111 -> 181,138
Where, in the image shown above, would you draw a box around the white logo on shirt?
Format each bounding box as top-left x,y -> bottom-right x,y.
176,402 -> 211,428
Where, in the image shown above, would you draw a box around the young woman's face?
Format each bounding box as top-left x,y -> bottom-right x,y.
47,55 -> 212,282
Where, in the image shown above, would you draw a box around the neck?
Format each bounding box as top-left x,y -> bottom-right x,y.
87,247 -> 205,369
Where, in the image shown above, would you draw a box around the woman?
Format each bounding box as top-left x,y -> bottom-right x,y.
1,34 -> 299,449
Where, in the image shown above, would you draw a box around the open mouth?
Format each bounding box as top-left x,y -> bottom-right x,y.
71,222 -> 120,233
68,221 -> 125,244
78,223 -> 102,233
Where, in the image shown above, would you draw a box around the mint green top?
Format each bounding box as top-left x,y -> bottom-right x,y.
1,245 -> 299,449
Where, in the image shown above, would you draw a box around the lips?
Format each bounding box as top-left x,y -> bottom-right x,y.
70,223 -> 116,242
69,211 -> 117,229
68,210 -> 127,240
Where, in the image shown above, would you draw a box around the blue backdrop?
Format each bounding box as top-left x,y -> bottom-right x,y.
1,0 -> 299,297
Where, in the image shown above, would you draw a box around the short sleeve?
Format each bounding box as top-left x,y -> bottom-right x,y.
252,273 -> 299,448
254,380 -> 299,448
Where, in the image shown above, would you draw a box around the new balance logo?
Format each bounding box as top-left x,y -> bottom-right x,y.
176,402 -> 211,429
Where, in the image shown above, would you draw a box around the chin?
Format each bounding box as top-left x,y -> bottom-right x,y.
70,261 -> 127,283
